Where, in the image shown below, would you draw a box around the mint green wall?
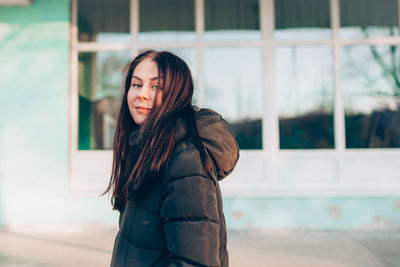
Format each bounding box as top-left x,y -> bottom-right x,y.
0,0 -> 117,226
223,197 -> 400,231
0,0 -> 399,231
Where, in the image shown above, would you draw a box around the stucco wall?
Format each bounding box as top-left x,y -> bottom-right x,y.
0,0 -> 117,227
223,197 -> 400,231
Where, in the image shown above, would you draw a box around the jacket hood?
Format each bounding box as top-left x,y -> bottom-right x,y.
176,108 -> 239,181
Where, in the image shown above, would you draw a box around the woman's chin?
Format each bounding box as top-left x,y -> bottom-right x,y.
133,115 -> 146,125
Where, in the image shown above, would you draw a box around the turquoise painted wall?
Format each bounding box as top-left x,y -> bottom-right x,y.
223,197 -> 400,231
0,0 -> 399,232
0,0 -> 117,226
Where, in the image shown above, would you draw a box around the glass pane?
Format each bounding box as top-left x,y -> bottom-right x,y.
342,45 -> 400,148
78,0 -> 130,43
78,51 -> 131,150
166,48 -> 198,104
275,46 -> 335,149
204,0 -> 261,41
274,0 -> 331,41
340,0 -> 399,39
139,0 -> 196,42
204,47 -> 263,150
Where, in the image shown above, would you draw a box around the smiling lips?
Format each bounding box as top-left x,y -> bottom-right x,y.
135,106 -> 152,114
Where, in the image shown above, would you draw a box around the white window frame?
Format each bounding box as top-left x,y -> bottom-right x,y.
69,0 -> 400,196
0,0 -> 32,6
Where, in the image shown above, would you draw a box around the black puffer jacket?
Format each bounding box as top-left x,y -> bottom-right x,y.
110,108 -> 239,267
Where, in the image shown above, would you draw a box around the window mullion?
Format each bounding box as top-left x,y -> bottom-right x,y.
264,0 -> 278,156
130,0 -> 139,57
331,0 -> 345,152
70,0 -> 79,153
69,0 -> 79,193
261,0 -> 278,184
195,0 -> 204,106
398,0 -> 400,29
331,0 -> 345,183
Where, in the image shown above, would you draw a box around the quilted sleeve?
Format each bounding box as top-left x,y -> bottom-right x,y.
160,143 -> 220,267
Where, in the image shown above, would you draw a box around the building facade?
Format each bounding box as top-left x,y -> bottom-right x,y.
1,0 -> 400,230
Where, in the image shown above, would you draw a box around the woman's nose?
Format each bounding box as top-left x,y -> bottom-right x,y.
138,85 -> 150,101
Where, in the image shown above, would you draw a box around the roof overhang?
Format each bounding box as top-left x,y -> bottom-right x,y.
0,0 -> 32,6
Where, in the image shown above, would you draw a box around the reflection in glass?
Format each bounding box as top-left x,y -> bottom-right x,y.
78,51 -> 131,150
275,46 -> 334,149
78,0 -> 130,42
342,45 -> 400,148
340,0 -> 399,39
139,0 -> 195,42
165,49 -> 198,104
204,0 -> 261,41
274,0 -> 331,41
204,47 -> 263,149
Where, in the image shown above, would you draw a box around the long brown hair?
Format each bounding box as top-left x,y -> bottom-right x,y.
104,50 -> 213,211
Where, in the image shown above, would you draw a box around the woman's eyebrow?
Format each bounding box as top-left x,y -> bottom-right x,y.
132,76 -> 160,81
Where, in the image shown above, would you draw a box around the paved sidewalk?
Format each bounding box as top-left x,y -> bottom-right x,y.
0,226 -> 399,267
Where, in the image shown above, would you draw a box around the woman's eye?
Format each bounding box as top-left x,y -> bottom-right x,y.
131,83 -> 142,88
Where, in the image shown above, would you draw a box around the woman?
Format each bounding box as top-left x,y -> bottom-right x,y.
105,50 -> 239,267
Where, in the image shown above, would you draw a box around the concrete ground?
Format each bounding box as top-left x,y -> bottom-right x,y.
0,226 -> 399,267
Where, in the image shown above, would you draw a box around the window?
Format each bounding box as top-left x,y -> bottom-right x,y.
340,0 -> 399,39
274,0 -> 400,150
274,0 -> 331,40
139,0 -> 195,42
78,0 -> 130,42
71,0 -> 400,194
78,51 -> 130,150
342,45 -> 400,148
205,0 -> 260,41
204,47 -> 263,149
275,46 -> 334,149
74,0 -> 263,151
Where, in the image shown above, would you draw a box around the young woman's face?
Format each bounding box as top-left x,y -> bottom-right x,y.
127,58 -> 162,125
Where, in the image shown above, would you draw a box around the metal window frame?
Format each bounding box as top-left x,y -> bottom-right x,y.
69,0 -> 400,196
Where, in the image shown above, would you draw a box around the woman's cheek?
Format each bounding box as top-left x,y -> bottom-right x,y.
156,92 -> 163,106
